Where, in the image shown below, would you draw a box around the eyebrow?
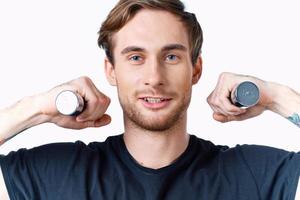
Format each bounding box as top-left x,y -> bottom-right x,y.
120,43 -> 187,55
161,44 -> 187,52
121,46 -> 146,55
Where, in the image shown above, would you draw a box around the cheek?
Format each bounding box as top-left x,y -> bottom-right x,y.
172,67 -> 193,89
115,70 -> 142,93
173,77 -> 191,91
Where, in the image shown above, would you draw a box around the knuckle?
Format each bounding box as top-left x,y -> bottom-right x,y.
206,96 -> 211,104
219,72 -> 227,79
79,76 -> 92,84
97,97 -> 106,106
99,96 -> 111,107
106,96 -> 111,105
105,98 -> 111,107
207,94 -> 216,105
219,72 -> 232,81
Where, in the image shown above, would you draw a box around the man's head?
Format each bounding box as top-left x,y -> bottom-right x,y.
98,0 -> 203,132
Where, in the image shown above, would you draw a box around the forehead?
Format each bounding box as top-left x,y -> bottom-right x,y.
113,9 -> 190,53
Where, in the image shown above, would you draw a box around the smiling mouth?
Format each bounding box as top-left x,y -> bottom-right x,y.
142,97 -> 169,103
139,97 -> 172,109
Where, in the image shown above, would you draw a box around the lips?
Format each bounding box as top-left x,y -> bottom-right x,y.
139,96 -> 172,109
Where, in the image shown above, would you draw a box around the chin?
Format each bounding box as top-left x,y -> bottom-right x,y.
125,109 -> 186,132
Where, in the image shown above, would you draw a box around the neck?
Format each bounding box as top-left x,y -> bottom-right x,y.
123,113 -> 190,169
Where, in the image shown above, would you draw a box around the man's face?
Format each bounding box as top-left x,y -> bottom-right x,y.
105,9 -> 201,131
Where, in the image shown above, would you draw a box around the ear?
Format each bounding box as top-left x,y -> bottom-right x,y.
192,56 -> 203,85
104,58 -> 117,86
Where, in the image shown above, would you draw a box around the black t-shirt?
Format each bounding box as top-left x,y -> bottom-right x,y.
0,134 -> 299,200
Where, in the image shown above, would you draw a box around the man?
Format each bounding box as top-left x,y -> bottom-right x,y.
0,0 -> 299,199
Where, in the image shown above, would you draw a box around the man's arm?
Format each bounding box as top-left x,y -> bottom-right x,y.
207,72 -> 300,199
0,76 -> 111,198
207,72 -> 300,126
0,95 -> 49,145
0,96 -> 48,200
269,85 -> 300,127
0,76 -> 111,145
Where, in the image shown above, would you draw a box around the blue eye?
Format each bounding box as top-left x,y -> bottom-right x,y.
128,55 -> 144,65
130,55 -> 142,61
165,54 -> 180,64
166,54 -> 177,60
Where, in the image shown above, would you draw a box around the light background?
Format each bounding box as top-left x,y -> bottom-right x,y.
0,0 -> 299,155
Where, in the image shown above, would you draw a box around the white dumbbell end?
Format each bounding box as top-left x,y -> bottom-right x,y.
55,90 -> 84,116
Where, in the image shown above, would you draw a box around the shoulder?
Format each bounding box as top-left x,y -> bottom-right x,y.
229,144 -> 300,198
0,134 -> 123,168
215,144 -> 300,174
234,144 -> 300,167
195,139 -> 300,198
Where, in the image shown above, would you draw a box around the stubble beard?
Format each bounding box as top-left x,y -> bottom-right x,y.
119,91 -> 192,132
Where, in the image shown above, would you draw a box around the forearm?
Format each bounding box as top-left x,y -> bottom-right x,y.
0,95 -> 49,145
0,76 -> 112,145
267,83 -> 300,127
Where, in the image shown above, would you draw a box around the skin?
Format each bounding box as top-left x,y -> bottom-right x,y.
105,9 -> 202,169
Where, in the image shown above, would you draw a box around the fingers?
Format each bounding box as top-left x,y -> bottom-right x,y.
81,114 -> 112,128
213,113 -> 231,123
207,72 -> 255,118
212,105 -> 265,123
207,91 -> 246,116
76,90 -> 110,122
53,114 -> 111,129
68,76 -> 110,122
49,76 -> 112,130
93,114 -> 112,127
207,72 -> 270,123
213,112 -> 243,123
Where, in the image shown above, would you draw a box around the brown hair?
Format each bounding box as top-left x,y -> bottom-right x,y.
98,0 -> 203,65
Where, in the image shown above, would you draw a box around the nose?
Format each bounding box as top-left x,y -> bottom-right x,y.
144,58 -> 165,87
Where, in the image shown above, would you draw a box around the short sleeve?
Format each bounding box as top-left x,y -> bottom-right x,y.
237,145 -> 300,200
0,141 -> 88,200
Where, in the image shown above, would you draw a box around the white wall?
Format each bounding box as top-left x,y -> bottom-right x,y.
0,0 -> 299,155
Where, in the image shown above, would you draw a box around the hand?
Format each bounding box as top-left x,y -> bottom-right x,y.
207,72 -> 273,123
40,76 -> 111,129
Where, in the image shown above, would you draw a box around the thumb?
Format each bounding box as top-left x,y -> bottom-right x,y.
213,106 -> 265,123
81,114 -> 112,128
213,113 -> 236,123
213,112 -> 248,123
94,114 -> 112,127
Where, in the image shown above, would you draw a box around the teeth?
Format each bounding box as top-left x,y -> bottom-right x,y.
144,98 -> 165,103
